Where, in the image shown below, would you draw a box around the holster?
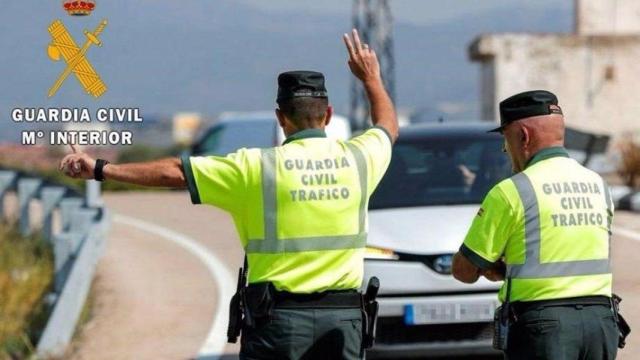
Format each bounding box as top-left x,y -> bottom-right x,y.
242,282 -> 276,328
493,277 -> 512,351
227,267 -> 245,343
492,304 -> 510,351
611,294 -> 631,349
361,277 -> 380,351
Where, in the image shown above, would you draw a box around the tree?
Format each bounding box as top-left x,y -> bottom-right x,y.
618,138 -> 640,189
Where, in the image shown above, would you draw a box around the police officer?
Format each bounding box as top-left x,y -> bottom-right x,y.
451,90 -> 619,359
59,29 -> 398,359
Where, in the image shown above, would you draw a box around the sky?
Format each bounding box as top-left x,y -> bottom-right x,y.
240,0 -> 569,26
0,0 -> 572,143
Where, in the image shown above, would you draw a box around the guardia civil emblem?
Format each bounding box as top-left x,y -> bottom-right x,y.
62,0 -> 96,16
47,0 -> 107,98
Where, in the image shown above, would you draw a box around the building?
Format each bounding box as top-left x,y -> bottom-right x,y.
469,0 -> 640,139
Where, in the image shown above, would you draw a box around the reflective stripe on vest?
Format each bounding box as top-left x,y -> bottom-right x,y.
245,145 -> 368,254
507,172 -> 612,279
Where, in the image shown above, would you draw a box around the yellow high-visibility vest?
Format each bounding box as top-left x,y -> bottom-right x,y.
462,147 -> 613,302
183,127 -> 392,293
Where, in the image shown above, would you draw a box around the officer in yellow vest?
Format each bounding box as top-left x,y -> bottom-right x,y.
451,90 -> 619,359
59,29 -> 398,359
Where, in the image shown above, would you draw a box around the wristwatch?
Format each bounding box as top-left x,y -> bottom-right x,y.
94,159 -> 110,182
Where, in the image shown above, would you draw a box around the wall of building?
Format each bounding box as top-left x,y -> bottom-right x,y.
469,33 -> 640,137
576,0 -> 640,35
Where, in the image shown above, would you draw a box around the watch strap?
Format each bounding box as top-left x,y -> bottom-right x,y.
94,159 -> 110,182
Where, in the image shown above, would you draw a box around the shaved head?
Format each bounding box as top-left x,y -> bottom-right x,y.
502,110 -> 565,172
517,114 -> 564,147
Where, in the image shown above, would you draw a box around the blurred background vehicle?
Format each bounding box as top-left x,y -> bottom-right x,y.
189,111 -> 351,156
363,122 -> 511,358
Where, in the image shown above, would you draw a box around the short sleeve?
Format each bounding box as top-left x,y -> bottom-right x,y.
346,126 -> 393,195
181,150 -> 249,213
460,186 -> 514,270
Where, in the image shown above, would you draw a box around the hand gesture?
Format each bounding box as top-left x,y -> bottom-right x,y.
343,29 -> 381,84
59,144 -> 96,180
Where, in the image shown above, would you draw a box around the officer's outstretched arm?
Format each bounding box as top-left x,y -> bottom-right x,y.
452,252 -> 481,283
60,145 -> 186,188
100,158 -> 186,187
343,29 -> 399,143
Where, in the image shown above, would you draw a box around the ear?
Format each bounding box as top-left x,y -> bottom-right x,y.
324,105 -> 333,127
521,126 -> 531,149
275,108 -> 286,128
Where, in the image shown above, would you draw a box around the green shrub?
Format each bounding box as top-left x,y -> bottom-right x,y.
618,139 -> 640,189
0,225 -> 53,358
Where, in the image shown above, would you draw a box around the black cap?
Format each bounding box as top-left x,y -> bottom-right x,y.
277,70 -> 328,102
489,90 -> 563,133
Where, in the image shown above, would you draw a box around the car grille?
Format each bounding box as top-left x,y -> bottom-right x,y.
376,317 -> 494,344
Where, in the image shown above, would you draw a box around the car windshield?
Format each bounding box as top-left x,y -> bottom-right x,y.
369,136 -> 512,209
194,120 -> 275,155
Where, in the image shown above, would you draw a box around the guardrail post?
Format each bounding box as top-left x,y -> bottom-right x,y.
38,229 -> 103,357
18,178 -> 42,236
53,232 -> 83,293
0,171 -> 17,219
69,208 -> 99,235
53,205 -> 98,293
96,208 -> 110,258
41,186 -> 67,242
59,198 -> 84,232
85,180 -> 102,207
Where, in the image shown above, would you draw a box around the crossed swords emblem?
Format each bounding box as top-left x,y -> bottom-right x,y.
47,19 -> 108,98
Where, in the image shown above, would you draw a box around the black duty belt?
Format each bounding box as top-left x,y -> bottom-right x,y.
272,289 -> 362,309
512,295 -> 611,315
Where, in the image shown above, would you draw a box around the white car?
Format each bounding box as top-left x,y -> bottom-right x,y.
364,122 -> 512,358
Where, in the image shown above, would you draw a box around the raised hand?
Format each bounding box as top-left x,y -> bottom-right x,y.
341,28 -> 398,142
343,29 -> 381,84
59,144 -> 96,180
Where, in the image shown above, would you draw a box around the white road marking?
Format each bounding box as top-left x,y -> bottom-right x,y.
114,214 -> 235,360
615,226 -> 640,243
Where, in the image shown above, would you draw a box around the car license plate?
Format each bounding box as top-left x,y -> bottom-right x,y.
404,301 -> 497,325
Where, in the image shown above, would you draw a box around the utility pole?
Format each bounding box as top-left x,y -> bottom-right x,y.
350,0 -> 395,130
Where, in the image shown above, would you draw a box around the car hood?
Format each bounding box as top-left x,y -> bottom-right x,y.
367,205 -> 479,255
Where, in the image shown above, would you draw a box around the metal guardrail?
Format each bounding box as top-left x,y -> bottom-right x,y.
0,169 -> 110,357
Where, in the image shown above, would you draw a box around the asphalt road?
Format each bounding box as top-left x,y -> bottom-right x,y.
68,191 -> 639,360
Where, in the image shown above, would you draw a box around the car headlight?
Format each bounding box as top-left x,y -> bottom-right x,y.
364,246 -> 399,260
432,254 -> 453,274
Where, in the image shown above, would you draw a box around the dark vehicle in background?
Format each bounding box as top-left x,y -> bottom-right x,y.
364,123 -> 511,358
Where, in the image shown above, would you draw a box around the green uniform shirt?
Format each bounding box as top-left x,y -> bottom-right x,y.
182,126 -> 392,293
461,147 -> 613,302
